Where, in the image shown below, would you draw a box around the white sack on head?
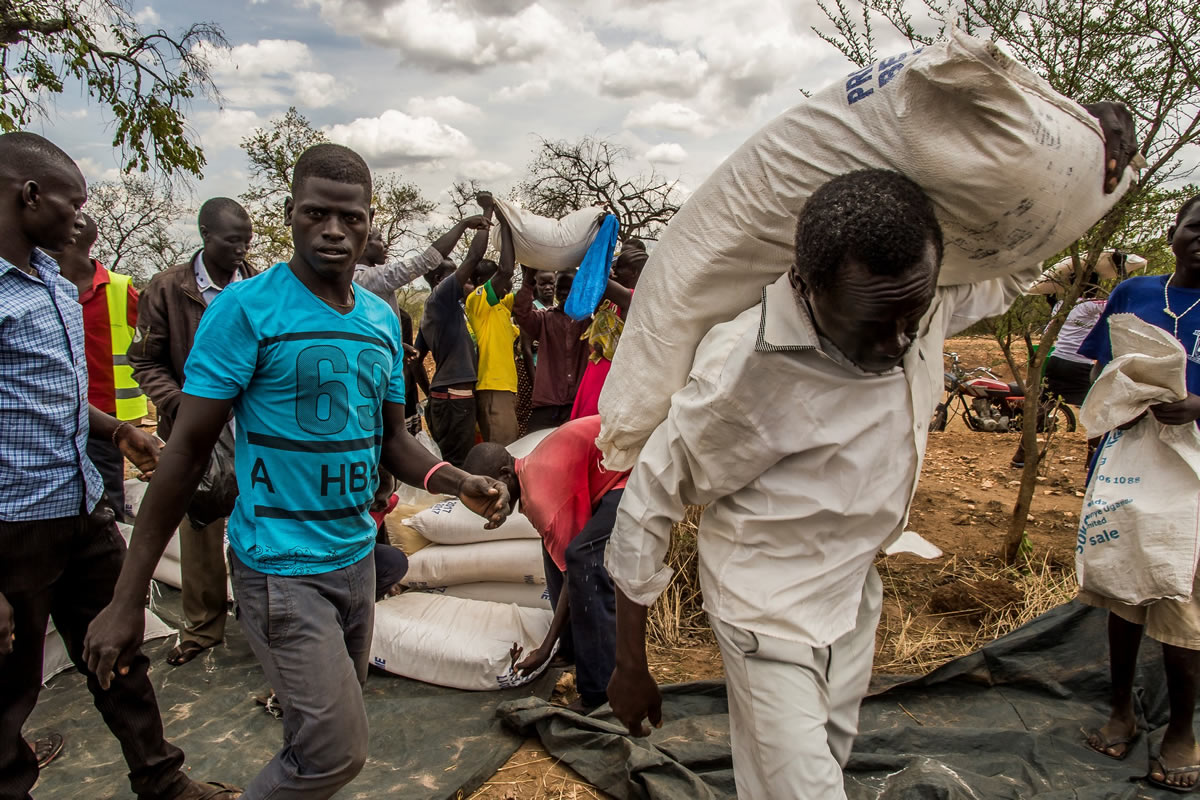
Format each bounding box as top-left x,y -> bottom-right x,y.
492,198 -> 605,272
1027,252 -> 1148,295
597,29 -> 1137,470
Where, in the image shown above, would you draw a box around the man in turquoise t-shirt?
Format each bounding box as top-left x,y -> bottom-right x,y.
84,144 -> 510,800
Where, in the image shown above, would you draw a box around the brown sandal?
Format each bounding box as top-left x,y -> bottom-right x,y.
165,640 -> 208,666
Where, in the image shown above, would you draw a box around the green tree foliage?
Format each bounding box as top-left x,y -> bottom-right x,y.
0,0 -> 224,177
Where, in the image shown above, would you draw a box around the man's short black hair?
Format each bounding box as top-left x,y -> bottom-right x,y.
0,131 -> 78,182
792,169 -> 943,295
292,143 -> 372,198
623,237 -> 646,252
197,197 -> 249,231
475,258 -> 499,282
462,442 -> 512,480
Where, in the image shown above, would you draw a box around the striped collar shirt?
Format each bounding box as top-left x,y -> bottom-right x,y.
0,249 -> 103,521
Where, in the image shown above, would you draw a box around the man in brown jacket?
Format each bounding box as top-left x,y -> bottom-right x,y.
129,197 -> 256,666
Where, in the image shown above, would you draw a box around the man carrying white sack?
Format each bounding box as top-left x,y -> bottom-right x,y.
606,107 -> 1136,797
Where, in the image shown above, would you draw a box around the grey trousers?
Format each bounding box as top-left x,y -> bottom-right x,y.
228,550 -> 375,800
178,516 -> 228,647
711,566 -> 883,800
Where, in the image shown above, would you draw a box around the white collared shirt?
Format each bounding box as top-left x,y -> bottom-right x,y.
605,267 -> 1039,647
194,252 -> 245,306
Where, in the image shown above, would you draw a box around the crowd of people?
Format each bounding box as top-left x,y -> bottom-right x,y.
1,95 -> 1199,800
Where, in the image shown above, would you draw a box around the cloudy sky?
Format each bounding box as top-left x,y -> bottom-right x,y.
31,0 -> 921,246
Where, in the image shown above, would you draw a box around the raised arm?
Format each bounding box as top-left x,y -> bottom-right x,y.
452,197 -> 495,290
602,279 -> 633,316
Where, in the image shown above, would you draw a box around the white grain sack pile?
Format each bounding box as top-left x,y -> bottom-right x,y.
598,29 -> 1138,470
417,581 -> 552,610
371,592 -> 554,690
401,539 -> 544,589
405,498 -> 539,545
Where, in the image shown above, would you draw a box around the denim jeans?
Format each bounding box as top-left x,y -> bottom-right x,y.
542,489 -> 621,707
229,550 -> 375,800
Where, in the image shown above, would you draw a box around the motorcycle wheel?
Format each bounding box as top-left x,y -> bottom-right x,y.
1032,403 -> 1079,434
930,406 -> 948,432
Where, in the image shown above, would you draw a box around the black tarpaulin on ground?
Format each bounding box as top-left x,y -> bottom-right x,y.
26,586 -> 555,800
499,602 -> 1184,799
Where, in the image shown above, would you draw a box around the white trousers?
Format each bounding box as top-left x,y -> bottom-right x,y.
712,566 -> 883,800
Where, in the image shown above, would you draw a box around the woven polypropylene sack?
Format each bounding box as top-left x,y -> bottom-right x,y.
405,498 -> 539,545
493,198 -> 605,272
597,30 -> 1136,470
370,593 -> 554,690
417,581 -> 553,609
401,540 -> 545,589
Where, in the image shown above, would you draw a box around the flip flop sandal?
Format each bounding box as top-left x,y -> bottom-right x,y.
1085,727 -> 1141,761
1144,756 -> 1200,794
32,733 -> 64,769
166,640 -> 208,667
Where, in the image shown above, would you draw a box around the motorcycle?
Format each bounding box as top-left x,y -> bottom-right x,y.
930,352 -> 1077,434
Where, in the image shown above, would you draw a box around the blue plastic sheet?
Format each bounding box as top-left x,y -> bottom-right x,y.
564,214 -> 619,321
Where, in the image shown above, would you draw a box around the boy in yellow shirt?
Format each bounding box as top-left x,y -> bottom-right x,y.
466,258 -> 520,444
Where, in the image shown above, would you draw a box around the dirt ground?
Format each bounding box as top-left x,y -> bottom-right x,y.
468,336 -> 1093,799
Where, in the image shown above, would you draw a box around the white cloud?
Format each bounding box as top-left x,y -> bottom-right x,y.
599,43 -> 708,99
644,142 -> 688,165
405,95 -> 482,121
306,0 -> 602,72
75,157 -> 123,184
195,108 -> 265,151
194,39 -> 344,109
457,159 -> 514,182
496,79 -> 551,102
325,110 -> 474,168
294,72 -> 344,108
623,101 -> 713,137
60,108 -> 89,121
133,6 -> 161,26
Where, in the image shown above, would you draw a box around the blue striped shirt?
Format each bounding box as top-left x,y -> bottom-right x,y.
0,249 -> 103,521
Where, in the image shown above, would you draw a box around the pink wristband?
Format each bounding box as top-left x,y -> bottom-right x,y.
423,461 -> 451,491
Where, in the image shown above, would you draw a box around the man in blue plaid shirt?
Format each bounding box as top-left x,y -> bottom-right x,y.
0,132 -> 239,800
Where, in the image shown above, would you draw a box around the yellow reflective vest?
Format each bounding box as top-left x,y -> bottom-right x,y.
105,270 -> 148,421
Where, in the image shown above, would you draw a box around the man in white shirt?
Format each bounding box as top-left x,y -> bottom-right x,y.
604,170 -> 1042,798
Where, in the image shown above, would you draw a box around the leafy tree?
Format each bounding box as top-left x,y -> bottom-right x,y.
88,174 -> 192,284
0,0 -> 224,177
814,0 -> 1200,563
239,107 -> 436,269
515,135 -> 682,242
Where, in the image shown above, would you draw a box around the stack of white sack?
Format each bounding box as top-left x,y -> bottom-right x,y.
370,592 -> 553,690
491,198 -> 605,273
399,429 -> 551,609
119,480 -> 233,602
597,29 -> 1139,471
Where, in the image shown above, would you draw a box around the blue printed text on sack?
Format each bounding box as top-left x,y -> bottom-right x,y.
845,48 -> 924,105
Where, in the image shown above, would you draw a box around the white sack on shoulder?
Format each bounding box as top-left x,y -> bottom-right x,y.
401,540 -> 545,589
1079,314 -> 1189,435
492,198 -> 605,272
370,593 -> 554,690
405,498 -> 539,545
598,29 -> 1136,471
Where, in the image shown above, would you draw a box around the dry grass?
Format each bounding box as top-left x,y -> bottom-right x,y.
466,742 -> 610,799
875,553 -> 1078,673
647,507 -> 707,647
